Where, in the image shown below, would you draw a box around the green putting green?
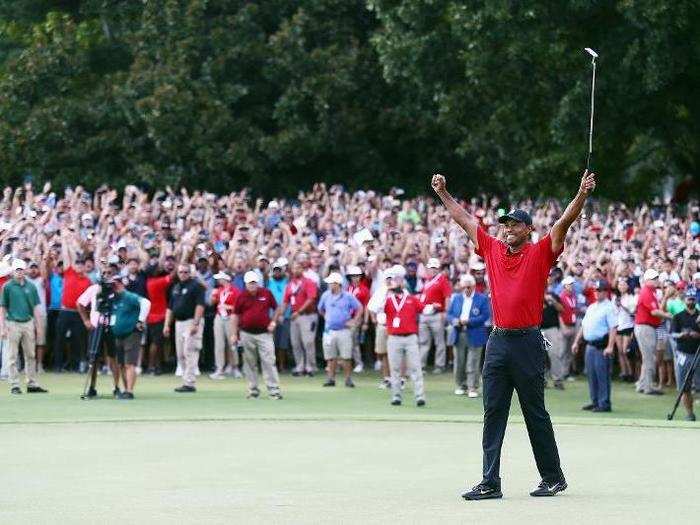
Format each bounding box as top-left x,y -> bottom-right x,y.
1,373 -> 697,524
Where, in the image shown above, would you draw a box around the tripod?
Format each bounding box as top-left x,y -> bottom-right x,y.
80,312 -> 111,400
666,343 -> 700,420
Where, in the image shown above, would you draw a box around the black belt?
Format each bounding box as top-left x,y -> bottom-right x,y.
492,326 -> 539,337
390,333 -> 416,338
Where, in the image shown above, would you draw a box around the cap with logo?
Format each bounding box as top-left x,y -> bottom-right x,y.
213,272 -> 231,281
324,272 -> 343,285
244,271 -> 260,284
11,259 -> 27,271
346,265 -> 362,276
426,258 -> 441,269
642,268 -> 660,282
562,276 -> 576,286
497,209 -> 533,226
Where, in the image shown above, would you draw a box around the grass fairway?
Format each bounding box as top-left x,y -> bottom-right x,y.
1,372 -> 698,524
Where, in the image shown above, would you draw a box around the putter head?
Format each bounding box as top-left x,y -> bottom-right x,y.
584,47 -> 598,59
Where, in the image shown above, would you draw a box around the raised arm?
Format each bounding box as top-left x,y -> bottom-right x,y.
431,174 -> 479,250
550,171 -> 596,254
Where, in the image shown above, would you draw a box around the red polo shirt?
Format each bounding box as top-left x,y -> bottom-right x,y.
635,283 -> 661,327
475,227 -> 562,329
146,274 -> 171,324
419,273 -> 452,311
61,267 -> 91,310
283,277 -> 317,314
234,288 -> 277,333
348,282 -> 370,307
384,290 -> 424,336
559,290 -> 577,326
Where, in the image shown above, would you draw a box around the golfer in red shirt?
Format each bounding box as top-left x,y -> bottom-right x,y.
433,170 -> 596,500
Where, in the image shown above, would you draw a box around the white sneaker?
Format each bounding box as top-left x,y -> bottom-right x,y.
195,367 -> 201,376
353,363 -> 364,374
454,388 -> 466,396
232,368 -> 243,379
135,366 -> 142,376
223,365 -> 234,376
175,365 -> 183,377
566,375 -> 576,382
209,371 -> 226,380
468,390 -> 479,398
373,360 -> 382,371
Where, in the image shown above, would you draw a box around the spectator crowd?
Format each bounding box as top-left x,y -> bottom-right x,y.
0,181 -> 698,416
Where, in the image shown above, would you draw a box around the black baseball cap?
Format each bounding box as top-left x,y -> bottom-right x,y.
498,209 -> 533,226
594,279 -> 610,291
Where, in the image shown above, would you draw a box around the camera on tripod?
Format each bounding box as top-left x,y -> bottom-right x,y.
96,278 -> 117,316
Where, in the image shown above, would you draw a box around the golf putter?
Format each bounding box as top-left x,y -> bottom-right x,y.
584,48 -> 598,172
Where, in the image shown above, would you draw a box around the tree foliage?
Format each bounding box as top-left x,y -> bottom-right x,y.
0,1 -> 697,200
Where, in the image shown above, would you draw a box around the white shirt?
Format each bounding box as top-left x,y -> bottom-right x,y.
460,292 -> 474,323
367,283 -> 389,325
26,276 -> 47,315
616,293 -> 637,331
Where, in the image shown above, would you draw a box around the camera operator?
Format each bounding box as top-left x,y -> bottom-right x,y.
77,264 -> 122,397
109,277 -> 151,399
670,290 -> 700,421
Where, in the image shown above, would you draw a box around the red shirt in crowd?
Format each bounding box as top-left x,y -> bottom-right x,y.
0,275 -> 8,291
384,290 -> 425,336
419,272 -> 452,312
212,284 -> 240,318
61,266 -> 92,310
234,288 -> 277,333
475,227 -> 563,329
348,282 -> 370,307
559,289 -> 577,326
283,276 -> 317,314
635,283 -> 662,327
146,274 -> 171,324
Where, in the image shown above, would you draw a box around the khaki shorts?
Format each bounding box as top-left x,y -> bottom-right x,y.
114,332 -> 141,366
374,324 -> 388,355
322,329 -> 353,360
34,311 -> 47,346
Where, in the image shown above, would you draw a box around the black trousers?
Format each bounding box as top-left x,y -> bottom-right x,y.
53,310 -> 87,371
481,329 -> 564,488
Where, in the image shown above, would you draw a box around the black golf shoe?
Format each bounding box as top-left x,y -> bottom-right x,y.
27,385 -> 48,393
529,479 -> 567,497
10,387 -> 22,395
174,385 -> 196,393
462,483 -> 503,501
322,379 -> 336,387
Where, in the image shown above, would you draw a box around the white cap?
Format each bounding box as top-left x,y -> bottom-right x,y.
11,259 -> 27,271
324,272 -> 343,285
244,271 -> 260,284
81,213 -> 93,222
257,254 -> 269,262
562,276 -> 576,286
460,274 -> 476,286
390,264 -> 406,278
643,268 -> 659,282
107,254 -> 120,265
276,257 -> 289,267
268,200 -> 279,209
426,257 -> 441,269
693,272 -> 700,281
0,262 -> 10,278
346,265 -> 362,276
213,272 -> 231,281
471,262 -> 486,271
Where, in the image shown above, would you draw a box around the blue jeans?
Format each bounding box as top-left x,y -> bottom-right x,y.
585,344 -> 611,410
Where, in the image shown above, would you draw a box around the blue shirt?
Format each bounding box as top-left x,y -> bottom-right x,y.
318,290 -> 361,331
581,299 -> 618,341
267,276 -> 290,319
49,272 -> 63,310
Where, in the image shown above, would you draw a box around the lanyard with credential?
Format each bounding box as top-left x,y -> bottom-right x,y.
390,292 -> 407,329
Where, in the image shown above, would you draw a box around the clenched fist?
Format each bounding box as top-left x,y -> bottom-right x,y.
579,170 -> 596,196
431,173 -> 446,192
